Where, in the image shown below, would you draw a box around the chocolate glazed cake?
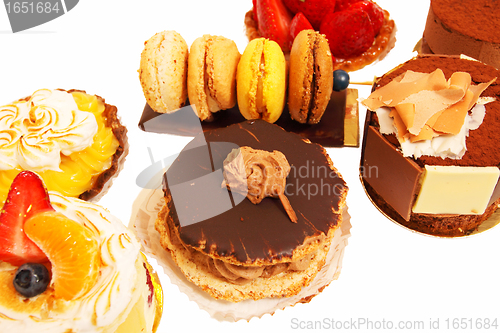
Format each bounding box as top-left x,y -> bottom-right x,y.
155,120 -> 348,302
361,55 -> 500,237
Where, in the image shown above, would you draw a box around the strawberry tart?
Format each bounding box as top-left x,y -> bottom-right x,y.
245,0 -> 396,71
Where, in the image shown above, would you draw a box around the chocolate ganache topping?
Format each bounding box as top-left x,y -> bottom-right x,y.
162,120 -> 347,264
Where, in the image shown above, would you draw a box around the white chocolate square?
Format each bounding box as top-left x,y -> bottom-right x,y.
412,165 -> 500,215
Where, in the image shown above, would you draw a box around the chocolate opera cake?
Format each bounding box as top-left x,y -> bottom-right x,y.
422,0 -> 500,69
155,120 -> 348,302
361,55 -> 500,237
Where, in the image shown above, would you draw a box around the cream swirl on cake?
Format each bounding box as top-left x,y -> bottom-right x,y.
0,89 -> 97,172
0,191 -> 158,333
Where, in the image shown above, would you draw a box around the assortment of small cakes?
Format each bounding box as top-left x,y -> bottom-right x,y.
4,0 -> 500,329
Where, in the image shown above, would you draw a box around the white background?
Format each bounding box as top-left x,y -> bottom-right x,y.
1,1 -> 499,332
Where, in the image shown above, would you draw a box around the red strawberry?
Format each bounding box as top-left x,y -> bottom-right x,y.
252,0 -> 259,25
282,0 -> 336,30
320,6 -> 375,58
334,0 -> 362,11
289,12 -> 314,49
0,171 -> 52,266
256,0 -> 294,52
349,0 -> 384,35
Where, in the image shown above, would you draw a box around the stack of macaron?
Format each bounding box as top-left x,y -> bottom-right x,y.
139,30 -> 346,125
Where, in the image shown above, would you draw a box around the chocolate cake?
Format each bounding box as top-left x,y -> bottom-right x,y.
422,0 -> 500,69
361,55 -> 500,237
155,120 -> 348,302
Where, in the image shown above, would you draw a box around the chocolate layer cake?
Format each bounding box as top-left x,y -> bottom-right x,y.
361,55 -> 500,237
155,120 -> 348,302
422,0 -> 500,69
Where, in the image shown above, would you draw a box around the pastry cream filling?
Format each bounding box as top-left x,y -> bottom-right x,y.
0,90 -> 120,204
0,193 -> 152,333
173,226 -> 321,284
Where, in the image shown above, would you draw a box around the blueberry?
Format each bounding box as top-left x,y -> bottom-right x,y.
333,69 -> 350,91
14,263 -> 50,298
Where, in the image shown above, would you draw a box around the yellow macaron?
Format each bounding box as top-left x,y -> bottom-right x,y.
236,38 -> 286,124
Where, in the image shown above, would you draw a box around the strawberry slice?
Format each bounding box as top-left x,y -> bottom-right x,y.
320,6 -> 375,58
283,0 -> 336,30
256,0 -> 294,52
289,12 -> 314,49
349,0 -> 384,35
0,171 -> 52,266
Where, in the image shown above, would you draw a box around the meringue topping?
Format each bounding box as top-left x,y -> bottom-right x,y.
0,89 -> 98,172
0,192 -> 146,333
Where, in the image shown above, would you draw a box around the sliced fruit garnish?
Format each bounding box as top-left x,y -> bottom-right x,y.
0,170 -> 52,266
289,12 -> 313,50
24,211 -> 99,301
256,0 -> 293,52
283,0 -> 336,30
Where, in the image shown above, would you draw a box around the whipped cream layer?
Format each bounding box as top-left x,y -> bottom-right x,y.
0,89 -> 98,172
0,193 -> 147,333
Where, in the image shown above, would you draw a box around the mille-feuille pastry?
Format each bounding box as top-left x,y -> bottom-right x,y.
361,55 -> 500,237
288,29 -> 334,124
0,171 -> 162,332
187,34 -> 241,121
139,30 -> 189,113
155,120 -> 348,302
237,38 -> 287,123
0,88 -> 127,205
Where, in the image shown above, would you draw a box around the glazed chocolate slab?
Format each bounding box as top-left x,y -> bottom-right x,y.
361,125 -> 423,221
139,89 -> 359,148
162,120 -> 347,263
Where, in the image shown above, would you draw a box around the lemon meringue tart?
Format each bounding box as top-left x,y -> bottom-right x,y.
0,89 -> 127,204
